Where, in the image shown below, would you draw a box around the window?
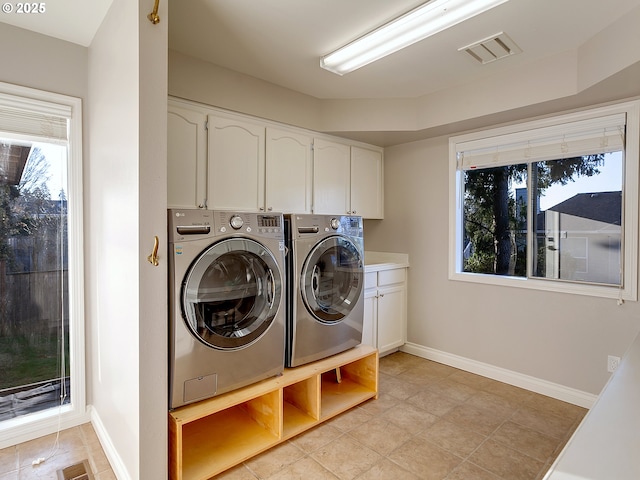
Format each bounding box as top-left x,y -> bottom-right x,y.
449,101 -> 639,300
0,83 -> 84,447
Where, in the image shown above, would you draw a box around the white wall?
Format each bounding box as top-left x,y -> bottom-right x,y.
0,22 -> 87,98
364,133 -> 640,396
87,1 -> 167,479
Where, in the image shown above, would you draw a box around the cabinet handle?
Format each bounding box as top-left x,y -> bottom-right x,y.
268,207 -> 273,211
259,207 -> 265,211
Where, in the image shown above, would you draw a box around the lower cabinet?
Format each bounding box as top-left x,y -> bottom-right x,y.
169,345 -> 378,480
363,267 -> 407,355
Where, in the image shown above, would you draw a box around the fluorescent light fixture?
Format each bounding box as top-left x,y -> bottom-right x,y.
320,0 -> 509,75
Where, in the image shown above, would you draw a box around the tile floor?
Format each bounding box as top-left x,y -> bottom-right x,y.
215,352 -> 588,480
0,352 -> 588,480
0,422 -> 115,480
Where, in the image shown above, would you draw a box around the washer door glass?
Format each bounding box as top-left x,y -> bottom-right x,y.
301,236 -> 363,323
182,238 -> 282,350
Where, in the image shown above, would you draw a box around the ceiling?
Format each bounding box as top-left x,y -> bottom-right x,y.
1,0 -> 639,110
167,0 -> 640,100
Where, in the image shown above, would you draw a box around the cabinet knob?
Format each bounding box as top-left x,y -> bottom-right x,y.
268,207 -> 273,211
259,207 -> 265,211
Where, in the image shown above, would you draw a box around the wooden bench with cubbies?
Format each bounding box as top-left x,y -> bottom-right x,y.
169,345 -> 378,480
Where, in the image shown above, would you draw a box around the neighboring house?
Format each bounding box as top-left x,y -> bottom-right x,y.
539,191 -> 622,285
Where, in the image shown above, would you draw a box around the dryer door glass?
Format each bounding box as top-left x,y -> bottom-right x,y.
182,238 -> 282,349
301,236 -> 363,323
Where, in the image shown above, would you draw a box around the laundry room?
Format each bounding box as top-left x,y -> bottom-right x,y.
1,1 -> 640,480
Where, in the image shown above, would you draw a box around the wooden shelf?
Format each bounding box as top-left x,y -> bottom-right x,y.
169,345 -> 378,480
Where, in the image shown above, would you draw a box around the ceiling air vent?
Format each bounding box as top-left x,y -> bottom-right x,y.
459,32 -> 521,65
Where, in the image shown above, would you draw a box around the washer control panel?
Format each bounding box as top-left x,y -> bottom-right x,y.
215,211 -> 283,239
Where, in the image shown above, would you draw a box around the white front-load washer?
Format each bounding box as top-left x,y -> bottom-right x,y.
285,214 -> 365,367
168,209 -> 286,409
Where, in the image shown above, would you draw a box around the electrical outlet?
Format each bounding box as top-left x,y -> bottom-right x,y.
607,355 -> 620,373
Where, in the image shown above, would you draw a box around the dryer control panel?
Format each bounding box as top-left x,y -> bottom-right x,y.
213,211 -> 284,240
289,214 -> 363,239
168,209 -> 285,242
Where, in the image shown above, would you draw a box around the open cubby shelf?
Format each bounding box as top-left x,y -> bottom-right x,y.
169,345 -> 378,480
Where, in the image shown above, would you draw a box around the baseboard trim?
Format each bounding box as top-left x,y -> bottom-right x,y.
400,343 -> 597,409
90,406 -> 130,480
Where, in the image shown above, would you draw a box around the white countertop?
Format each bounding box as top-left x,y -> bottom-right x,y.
544,331 -> 640,479
364,251 -> 409,271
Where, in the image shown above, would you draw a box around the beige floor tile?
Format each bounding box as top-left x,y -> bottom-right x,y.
357,393 -> 400,416
347,416 -> 414,456
244,441 -> 305,479
0,472 -> 17,480
395,368 -> 442,388
357,457 -> 421,479
0,446 -> 17,474
378,402 -> 438,434
463,389 -> 520,418
524,393 -> 587,421
387,436 -> 462,480
377,373 -> 423,401
420,419 -> 486,458
267,456 -> 337,480
447,370 -> 496,391
327,407 -> 373,433
401,361 -> 458,380
446,461 -> 503,480
311,434 -> 382,480
442,403 -> 506,436
378,352 -> 424,376
406,389 -> 460,417
491,421 -> 561,462
469,439 -> 545,480
426,378 -> 479,403
510,405 -> 577,439
289,423 -> 344,454
480,381 -> 535,405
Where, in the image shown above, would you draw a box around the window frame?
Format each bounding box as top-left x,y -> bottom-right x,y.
449,100 -> 639,301
0,82 -> 86,448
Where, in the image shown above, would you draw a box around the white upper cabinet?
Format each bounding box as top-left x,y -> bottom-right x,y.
167,102 -> 207,209
265,127 -> 312,214
312,138 -> 351,215
351,146 -> 384,219
313,139 -> 384,218
167,98 -> 383,217
207,115 -> 265,211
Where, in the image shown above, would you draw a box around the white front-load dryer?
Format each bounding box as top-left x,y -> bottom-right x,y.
168,209 -> 286,409
285,214 -> 365,367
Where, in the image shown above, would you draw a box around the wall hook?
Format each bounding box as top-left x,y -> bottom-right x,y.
147,235 -> 160,266
148,0 -> 160,24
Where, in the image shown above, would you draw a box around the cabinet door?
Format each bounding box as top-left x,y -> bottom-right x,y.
376,284 -> 406,354
351,146 -> 383,219
208,115 -> 265,211
362,289 -> 378,348
266,128 -> 312,213
313,138 -> 350,214
167,104 -> 207,209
